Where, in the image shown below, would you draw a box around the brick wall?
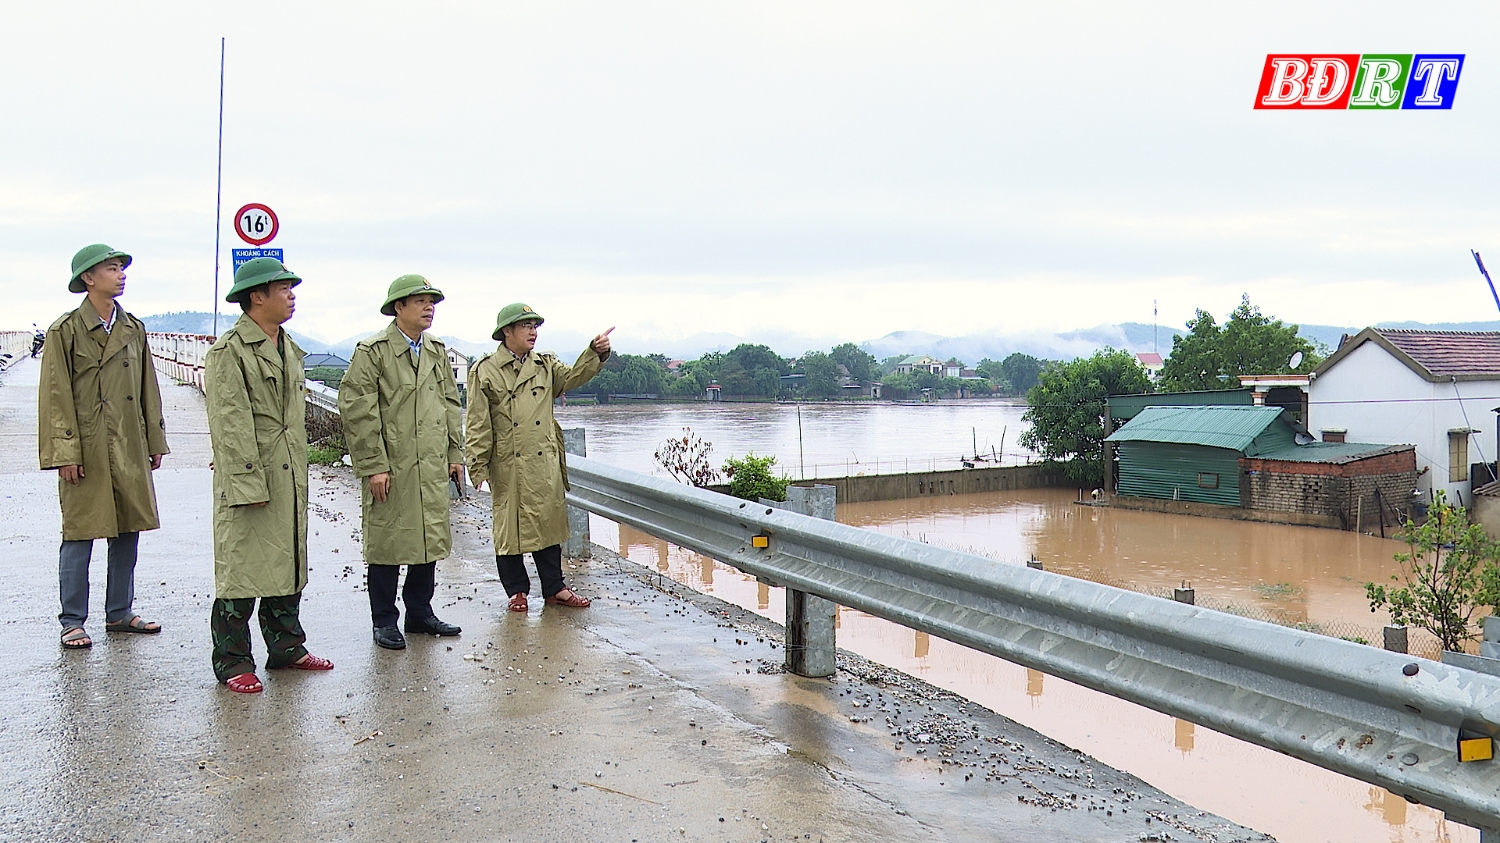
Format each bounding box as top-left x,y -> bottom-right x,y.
1241,456 -> 1417,527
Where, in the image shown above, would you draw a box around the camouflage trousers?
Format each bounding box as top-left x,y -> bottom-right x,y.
210,593 -> 308,682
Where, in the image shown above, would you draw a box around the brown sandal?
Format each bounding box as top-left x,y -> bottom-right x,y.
508,593 -> 529,613
545,588 -> 591,608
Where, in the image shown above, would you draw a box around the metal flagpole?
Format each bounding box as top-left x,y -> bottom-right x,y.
212,38 -> 225,336
1473,250 -> 1500,315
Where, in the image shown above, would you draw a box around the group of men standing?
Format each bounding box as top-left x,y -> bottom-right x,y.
38,246 -> 611,694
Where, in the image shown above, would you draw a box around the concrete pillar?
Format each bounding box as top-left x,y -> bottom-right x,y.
1485,616 -> 1500,660
779,485 -> 837,678
1383,625 -> 1408,654
562,428 -> 590,559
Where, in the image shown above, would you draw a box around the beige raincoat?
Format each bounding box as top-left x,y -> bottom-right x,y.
338,322 -> 464,566
37,303 -> 169,541
204,315 -> 309,599
465,347 -> 602,555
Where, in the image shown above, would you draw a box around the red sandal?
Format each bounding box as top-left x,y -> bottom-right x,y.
545,588 -> 591,608
225,673 -> 263,694
508,593 -> 529,613
274,654 -> 334,671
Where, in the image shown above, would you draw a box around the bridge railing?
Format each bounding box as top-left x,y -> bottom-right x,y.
147,332 -> 216,392
563,454 -> 1500,835
0,330 -> 33,369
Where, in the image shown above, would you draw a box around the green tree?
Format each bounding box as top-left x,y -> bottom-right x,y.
1159,295 -> 1320,392
830,343 -> 877,382
617,355 -> 665,395
667,370 -> 705,397
1000,353 -> 1044,395
1157,309 -> 1223,391
307,366 -> 345,389
1019,349 -> 1152,486
1366,493 -> 1500,653
752,367 -> 781,398
881,371 -> 919,399
727,344 -> 788,376
796,351 -> 842,397
723,453 -> 790,502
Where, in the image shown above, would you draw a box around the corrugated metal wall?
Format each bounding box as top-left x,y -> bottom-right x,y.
1117,442 -> 1243,506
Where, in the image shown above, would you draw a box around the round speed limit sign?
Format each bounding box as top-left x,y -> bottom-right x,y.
234,203 -> 280,246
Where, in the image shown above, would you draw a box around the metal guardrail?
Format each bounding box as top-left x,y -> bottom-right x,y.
563,455 -> 1500,833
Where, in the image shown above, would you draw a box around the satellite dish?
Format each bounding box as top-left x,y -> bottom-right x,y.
1288,351 -> 1304,370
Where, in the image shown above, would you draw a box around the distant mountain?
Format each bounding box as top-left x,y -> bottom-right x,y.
139,311 -> 333,354
862,322 -> 1185,364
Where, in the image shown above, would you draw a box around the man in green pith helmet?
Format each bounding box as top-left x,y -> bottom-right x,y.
203,257 -> 334,693
39,244 -> 170,650
338,275 -> 465,651
465,303 -> 612,613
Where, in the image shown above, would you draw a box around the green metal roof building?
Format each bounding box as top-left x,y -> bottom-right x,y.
1104,406 -> 1301,506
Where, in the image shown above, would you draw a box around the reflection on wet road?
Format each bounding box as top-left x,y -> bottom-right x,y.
598,489 -> 1477,843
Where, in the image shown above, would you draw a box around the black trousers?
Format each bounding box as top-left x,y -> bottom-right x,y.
497,544 -> 565,599
367,562 -> 437,628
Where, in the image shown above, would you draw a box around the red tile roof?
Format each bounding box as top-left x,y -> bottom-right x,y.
1375,329 -> 1500,378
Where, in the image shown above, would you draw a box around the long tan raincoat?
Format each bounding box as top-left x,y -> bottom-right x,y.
37,302 -> 169,541
465,347 -> 602,555
338,322 -> 464,566
204,315 -> 309,599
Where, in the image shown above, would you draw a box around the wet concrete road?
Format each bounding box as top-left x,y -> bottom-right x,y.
0,357 -> 1269,842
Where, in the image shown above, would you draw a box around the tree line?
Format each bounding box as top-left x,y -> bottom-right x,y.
584,342 -> 1049,401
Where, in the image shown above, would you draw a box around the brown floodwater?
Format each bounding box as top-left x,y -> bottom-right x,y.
589,487 -> 1478,843
556,400 -> 1036,478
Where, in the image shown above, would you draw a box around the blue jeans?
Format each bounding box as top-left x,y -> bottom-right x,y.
58,532 -> 139,629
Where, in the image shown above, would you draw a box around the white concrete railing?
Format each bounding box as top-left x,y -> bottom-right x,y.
147,332 -> 216,392
148,333 -> 333,409
0,331 -> 33,370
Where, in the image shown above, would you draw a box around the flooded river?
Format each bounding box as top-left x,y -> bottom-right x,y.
556,399 -> 1035,478
564,402 -> 1474,843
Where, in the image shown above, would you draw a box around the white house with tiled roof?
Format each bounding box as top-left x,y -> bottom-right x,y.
1309,328 -> 1500,503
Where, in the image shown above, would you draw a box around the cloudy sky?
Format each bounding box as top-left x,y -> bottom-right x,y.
4,1 -> 1497,356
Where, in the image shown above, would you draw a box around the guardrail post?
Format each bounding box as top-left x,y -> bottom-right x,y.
780,485 -> 837,678
1173,585 -> 1195,605
1383,625 -> 1409,654
562,428 -> 590,559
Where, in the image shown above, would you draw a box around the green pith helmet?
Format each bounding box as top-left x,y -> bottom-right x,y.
491,302 -> 544,341
226,257 -> 302,303
380,274 -> 446,316
69,244 -> 133,293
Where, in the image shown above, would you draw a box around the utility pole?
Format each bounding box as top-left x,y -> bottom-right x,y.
212,38 -> 225,336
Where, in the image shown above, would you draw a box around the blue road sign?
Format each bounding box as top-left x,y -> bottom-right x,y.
231,248 -> 284,272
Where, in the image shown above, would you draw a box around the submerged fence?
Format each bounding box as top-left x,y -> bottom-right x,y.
564,455 -> 1500,835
